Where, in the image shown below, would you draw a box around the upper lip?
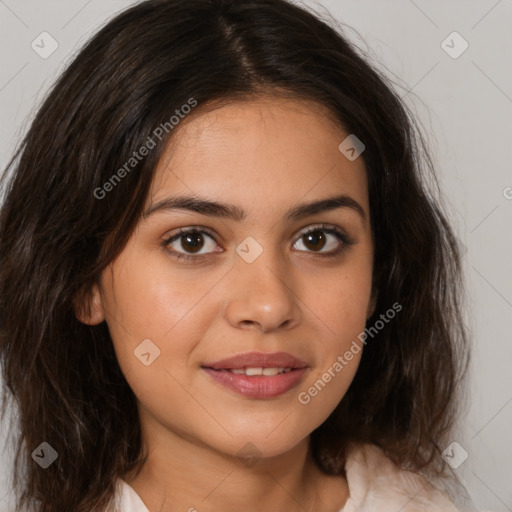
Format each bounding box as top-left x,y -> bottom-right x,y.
202,351 -> 309,370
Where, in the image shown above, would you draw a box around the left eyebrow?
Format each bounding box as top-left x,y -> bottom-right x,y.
143,194 -> 367,223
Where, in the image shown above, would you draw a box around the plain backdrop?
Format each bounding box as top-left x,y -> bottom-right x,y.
0,0 -> 511,511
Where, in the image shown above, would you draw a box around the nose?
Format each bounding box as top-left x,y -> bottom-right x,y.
223,250 -> 302,333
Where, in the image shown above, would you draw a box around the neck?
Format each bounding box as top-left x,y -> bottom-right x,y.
123,406 -> 348,512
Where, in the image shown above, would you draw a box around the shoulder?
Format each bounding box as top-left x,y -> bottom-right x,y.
105,478 -> 150,512
342,443 -> 460,511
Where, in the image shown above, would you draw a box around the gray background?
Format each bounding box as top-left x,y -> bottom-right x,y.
0,0 -> 511,510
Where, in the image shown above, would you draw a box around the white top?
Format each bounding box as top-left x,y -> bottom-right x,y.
109,443 -> 460,511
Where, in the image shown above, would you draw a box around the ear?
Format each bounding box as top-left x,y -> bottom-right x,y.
73,282 -> 105,325
366,286 -> 378,319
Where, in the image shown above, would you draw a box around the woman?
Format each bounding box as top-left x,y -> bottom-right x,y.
0,0 -> 471,510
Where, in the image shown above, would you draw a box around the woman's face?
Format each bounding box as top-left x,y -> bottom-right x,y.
81,97 -> 375,460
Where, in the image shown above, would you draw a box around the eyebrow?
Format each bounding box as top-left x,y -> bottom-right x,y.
143,194 -> 367,223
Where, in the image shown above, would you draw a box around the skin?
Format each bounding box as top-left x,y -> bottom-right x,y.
77,96 -> 377,512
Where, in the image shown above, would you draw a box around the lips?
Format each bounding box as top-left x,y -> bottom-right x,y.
202,351 -> 309,371
201,351 -> 309,399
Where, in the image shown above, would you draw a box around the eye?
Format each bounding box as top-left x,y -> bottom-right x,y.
292,224 -> 354,256
163,226 -> 220,262
163,224 -> 355,263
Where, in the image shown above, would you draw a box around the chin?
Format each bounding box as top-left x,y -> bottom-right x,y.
217,431 -> 309,462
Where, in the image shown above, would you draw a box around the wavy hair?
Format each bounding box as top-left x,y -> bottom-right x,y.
0,0 -> 469,510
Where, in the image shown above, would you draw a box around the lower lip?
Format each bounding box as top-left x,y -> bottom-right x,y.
202,367 -> 308,399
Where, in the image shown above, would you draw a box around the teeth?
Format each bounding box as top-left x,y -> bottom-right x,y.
246,367 -> 263,376
227,367 -> 293,376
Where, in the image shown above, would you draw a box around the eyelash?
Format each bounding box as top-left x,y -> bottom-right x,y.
162,224 -> 355,264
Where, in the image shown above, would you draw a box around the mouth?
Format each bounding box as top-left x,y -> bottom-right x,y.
211,367 -> 296,376
201,351 -> 309,399
202,351 -> 309,371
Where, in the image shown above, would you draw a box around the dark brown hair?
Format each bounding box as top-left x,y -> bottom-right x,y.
0,0 -> 469,510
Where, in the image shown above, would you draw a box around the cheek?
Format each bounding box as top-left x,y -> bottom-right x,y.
102,252 -> 211,339
103,282 -> 215,421
308,265 -> 373,341
297,351 -> 361,420
300,263 -> 371,399
297,286 -> 367,421
100,256 -> 219,388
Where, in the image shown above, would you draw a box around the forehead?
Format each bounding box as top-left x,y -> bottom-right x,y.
148,96 -> 369,221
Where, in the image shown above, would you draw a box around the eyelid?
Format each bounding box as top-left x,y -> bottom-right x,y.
163,225 -> 218,245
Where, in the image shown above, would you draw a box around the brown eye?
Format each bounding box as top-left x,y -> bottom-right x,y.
179,232 -> 205,253
302,230 -> 327,252
164,228 -> 219,259
293,225 -> 351,255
